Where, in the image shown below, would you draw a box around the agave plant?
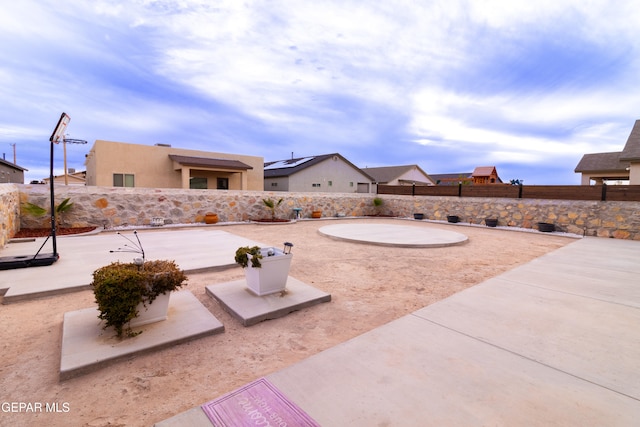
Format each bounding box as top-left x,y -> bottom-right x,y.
22,197 -> 74,226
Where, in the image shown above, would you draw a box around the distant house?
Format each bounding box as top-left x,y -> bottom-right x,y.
430,166 -> 503,185
427,173 -> 473,186
575,120 -> 640,185
43,169 -> 86,186
471,166 -> 503,184
85,140 -> 263,190
0,157 -> 27,184
264,153 -> 374,193
361,165 -> 434,192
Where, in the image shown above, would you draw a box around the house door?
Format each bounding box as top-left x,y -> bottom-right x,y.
217,178 -> 229,190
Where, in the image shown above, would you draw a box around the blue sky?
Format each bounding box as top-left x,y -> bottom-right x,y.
2,0 -> 640,185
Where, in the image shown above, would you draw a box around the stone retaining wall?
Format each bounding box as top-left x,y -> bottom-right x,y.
12,184 -> 640,240
0,184 -> 20,247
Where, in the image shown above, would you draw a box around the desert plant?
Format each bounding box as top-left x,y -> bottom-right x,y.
91,260 -> 187,338
22,197 -> 74,226
262,197 -> 283,220
235,246 -> 263,268
372,197 -> 384,215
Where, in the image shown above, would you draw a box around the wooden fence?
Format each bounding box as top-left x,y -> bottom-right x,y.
377,184 -> 640,202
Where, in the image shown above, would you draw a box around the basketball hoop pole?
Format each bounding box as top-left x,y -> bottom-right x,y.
49,135 -> 57,257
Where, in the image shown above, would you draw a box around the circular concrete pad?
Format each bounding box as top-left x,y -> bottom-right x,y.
318,223 -> 468,248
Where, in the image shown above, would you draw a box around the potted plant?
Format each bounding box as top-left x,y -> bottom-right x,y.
447,215 -> 460,223
537,222 -> 555,232
91,259 -> 187,337
485,218 -> 498,227
311,209 -> 322,218
204,212 -> 219,224
235,243 -> 293,296
90,231 -> 187,338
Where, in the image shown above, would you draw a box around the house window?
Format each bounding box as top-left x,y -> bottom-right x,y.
190,177 -> 207,189
271,182 -> 278,187
350,182 -> 354,187
113,173 -> 135,187
312,183 -> 321,187
328,181 -> 333,186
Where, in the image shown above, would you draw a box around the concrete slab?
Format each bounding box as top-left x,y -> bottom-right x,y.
155,236 -> 640,426
206,277 -> 331,326
0,228 -> 263,303
60,290 -> 224,380
413,277 -> 640,400
266,315 -> 640,426
318,223 -> 468,247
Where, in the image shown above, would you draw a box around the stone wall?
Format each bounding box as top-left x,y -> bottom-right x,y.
12,184 -> 640,240
0,184 -> 20,247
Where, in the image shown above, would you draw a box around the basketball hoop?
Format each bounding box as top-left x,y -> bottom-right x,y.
50,112 -> 70,144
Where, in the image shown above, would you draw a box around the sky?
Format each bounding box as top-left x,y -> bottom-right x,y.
2,0 -> 640,185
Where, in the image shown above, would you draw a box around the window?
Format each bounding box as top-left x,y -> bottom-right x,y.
271,182 -> 278,187
312,183 -> 321,187
113,173 -> 134,187
328,181 -> 333,186
350,182 -> 354,187
190,177 -> 207,189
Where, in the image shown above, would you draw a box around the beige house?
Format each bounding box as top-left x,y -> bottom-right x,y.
575,120 -> 640,185
264,153 -> 374,193
85,140 -> 263,190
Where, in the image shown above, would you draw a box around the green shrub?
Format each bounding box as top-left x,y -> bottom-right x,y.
91,260 -> 187,338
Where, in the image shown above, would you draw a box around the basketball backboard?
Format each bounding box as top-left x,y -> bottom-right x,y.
49,112 -> 70,143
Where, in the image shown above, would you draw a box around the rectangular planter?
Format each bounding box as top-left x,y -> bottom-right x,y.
244,247 -> 293,296
130,292 -> 171,327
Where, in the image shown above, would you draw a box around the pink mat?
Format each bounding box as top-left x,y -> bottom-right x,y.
201,377 -> 320,426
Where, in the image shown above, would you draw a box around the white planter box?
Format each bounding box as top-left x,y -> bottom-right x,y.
130,292 -> 171,327
244,247 -> 293,296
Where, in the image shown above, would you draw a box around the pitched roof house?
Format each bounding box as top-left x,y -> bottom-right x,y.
575,120 -> 640,184
471,166 -> 503,184
264,153 -> 374,193
360,165 -> 435,189
0,157 -> 27,184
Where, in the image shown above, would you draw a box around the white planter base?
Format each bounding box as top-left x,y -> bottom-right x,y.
130,292 -> 171,327
244,247 -> 293,296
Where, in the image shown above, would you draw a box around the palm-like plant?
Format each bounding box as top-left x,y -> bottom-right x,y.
262,197 -> 283,220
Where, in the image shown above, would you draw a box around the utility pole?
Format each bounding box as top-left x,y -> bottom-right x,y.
62,136 -> 87,185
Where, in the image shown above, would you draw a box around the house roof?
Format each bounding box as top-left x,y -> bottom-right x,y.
360,164 -> 434,185
574,152 -> 629,173
620,120 -> 640,161
264,153 -> 374,180
575,120 -> 640,173
472,166 -> 497,177
169,155 -> 253,170
0,158 -> 28,171
429,173 -> 472,185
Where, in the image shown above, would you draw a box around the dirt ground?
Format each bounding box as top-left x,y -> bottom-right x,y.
0,218 -> 574,427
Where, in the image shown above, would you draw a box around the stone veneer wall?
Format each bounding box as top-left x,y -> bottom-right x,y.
12,184 -> 640,240
0,184 -> 20,247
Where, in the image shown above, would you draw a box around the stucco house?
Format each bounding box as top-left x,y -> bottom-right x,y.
0,157 -> 27,184
361,165 -> 435,192
264,153 -> 374,193
85,140 -> 263,190
575,120 -> 640,185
